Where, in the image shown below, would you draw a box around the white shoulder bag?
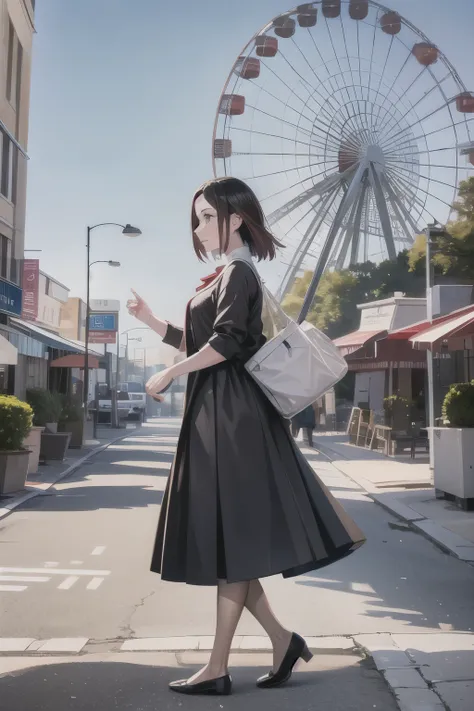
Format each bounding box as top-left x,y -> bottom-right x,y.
228,258 -> 348,419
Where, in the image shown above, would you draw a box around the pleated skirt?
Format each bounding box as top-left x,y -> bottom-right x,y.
150,362 -> 365,585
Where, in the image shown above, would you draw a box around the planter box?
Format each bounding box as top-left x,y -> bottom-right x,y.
0,450 -> 30,495
40,432 -> 72,462
58,420 -> 84,449
433,427 -> 474,509
24,426 -> 45,476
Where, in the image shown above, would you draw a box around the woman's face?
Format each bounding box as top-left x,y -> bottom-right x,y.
194,194 -> 220,253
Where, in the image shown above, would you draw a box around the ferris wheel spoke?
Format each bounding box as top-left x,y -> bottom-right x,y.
386,160 -> 458,193
381,173 -> 420,239
254,82 -> 319,125
266,170 -> 346,226
380,101 -> 453,153
278,187 -> 342,300
277,48 -> 352,129
365,4 -> 380,112
230,125 -> 322,149
371,37 -> 396,129
386,170 -> 427,216
386,169 -> 449,220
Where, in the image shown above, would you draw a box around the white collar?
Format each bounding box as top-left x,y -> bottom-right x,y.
222,243 -> 253,264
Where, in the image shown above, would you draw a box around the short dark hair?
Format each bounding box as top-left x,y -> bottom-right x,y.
191,177 -> 285,262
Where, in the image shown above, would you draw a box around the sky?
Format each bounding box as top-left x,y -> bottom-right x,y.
25,0 -> 474,364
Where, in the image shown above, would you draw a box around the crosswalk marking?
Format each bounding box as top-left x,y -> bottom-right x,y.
58,576 -> 80,590
0,567 -> 110,577
0,585 -> 27,592
91,546 -> 106,556
0,576 -> 50,583
86,577 -> 104,590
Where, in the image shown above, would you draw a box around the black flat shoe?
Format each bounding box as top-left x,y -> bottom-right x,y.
169,674 -> 232,695
256,633 -> 313,689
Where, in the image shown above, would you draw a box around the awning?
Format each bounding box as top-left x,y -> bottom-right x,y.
333,329 -> 387,357
411,309 -> 474,350
387,304 -> 474,342
11,318 -> 85,354
0,333 -> 18,365
50,354 -> 100,369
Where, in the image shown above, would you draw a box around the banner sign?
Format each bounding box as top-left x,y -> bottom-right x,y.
89,330 -> 117,344
21,260 -> 40,320
89,312 -> 118,332
0,278 -> 22,317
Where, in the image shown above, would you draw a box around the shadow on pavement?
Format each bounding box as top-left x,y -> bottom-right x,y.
0,653 -> 399,710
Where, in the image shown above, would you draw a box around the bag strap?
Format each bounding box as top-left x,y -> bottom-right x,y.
226,258 -> 292,338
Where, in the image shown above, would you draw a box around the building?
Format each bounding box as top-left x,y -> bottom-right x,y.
334,285 -> 474,429
0,0 -> 35,391
59,296 -> 87,342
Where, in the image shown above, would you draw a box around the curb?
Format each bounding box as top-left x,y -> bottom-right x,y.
0,635 -> 358,656
312,440 -> 474,566
0,432 -> 132,522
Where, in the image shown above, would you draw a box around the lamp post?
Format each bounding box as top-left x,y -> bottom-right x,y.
84,223 -> 141,414
425,222 -> 446,471
120,328 -> 150,384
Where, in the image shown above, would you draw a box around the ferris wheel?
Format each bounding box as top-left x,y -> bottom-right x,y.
212,1 -> 474,300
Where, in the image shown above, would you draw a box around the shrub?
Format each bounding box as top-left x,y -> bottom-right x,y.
26,388 -> 63,426
59,395 -> 83,423
0,396 -> 33,451
442,381 -> 474,428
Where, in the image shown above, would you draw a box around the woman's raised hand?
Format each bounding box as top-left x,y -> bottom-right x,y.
127,289 -> 152,325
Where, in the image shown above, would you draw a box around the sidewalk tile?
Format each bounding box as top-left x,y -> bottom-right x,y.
36,638 -> 89,653
395,687 -> 445,710
0,639 -> 36,652
435,680 -> 474,711
305,636 -> 356,650
239,636 -> 273,650
384,668 -> 428,689
121,637 -> 199,651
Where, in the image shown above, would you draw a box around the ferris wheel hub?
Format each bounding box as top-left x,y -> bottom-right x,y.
366,144 -> 386,168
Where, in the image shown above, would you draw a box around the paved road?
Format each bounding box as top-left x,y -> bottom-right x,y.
0,650 -> 399,711
1,418 -> 474,643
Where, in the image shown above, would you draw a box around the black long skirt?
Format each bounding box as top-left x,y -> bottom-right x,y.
150,361 -> 365,586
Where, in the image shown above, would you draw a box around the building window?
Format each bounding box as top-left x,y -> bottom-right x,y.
6,18 -> 23,110
0,129 -> 15,202
0,235 -> 9,280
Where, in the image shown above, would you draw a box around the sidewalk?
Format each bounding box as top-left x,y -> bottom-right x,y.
0,425 -> 136,522
312,433 -> 474,564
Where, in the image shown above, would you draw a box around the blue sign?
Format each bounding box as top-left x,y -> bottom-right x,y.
89,312 -> 118,332
0,278 -> 22,316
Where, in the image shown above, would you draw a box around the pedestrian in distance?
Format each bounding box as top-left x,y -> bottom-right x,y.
291,403 -> 316,447
127,177 -> 365,697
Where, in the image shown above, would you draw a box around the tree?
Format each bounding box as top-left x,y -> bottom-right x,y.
282,252 -> 424,339
407,177 -> 474,280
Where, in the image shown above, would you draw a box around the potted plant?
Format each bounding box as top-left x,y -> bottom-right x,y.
383,395 -> 410,431
433,381 -> 474,509
27,389 -> 72,462
58,396 -> 84,448
0,396 -> 33,495
26,388 -> 63,432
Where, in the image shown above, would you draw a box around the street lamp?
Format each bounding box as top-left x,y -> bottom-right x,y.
84,223 -> 141,413
120,328 -> 150,383
425,222 -> 446,471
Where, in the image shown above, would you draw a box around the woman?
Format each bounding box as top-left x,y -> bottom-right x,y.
291,404 -> 316,447
127,177 -> 365,696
